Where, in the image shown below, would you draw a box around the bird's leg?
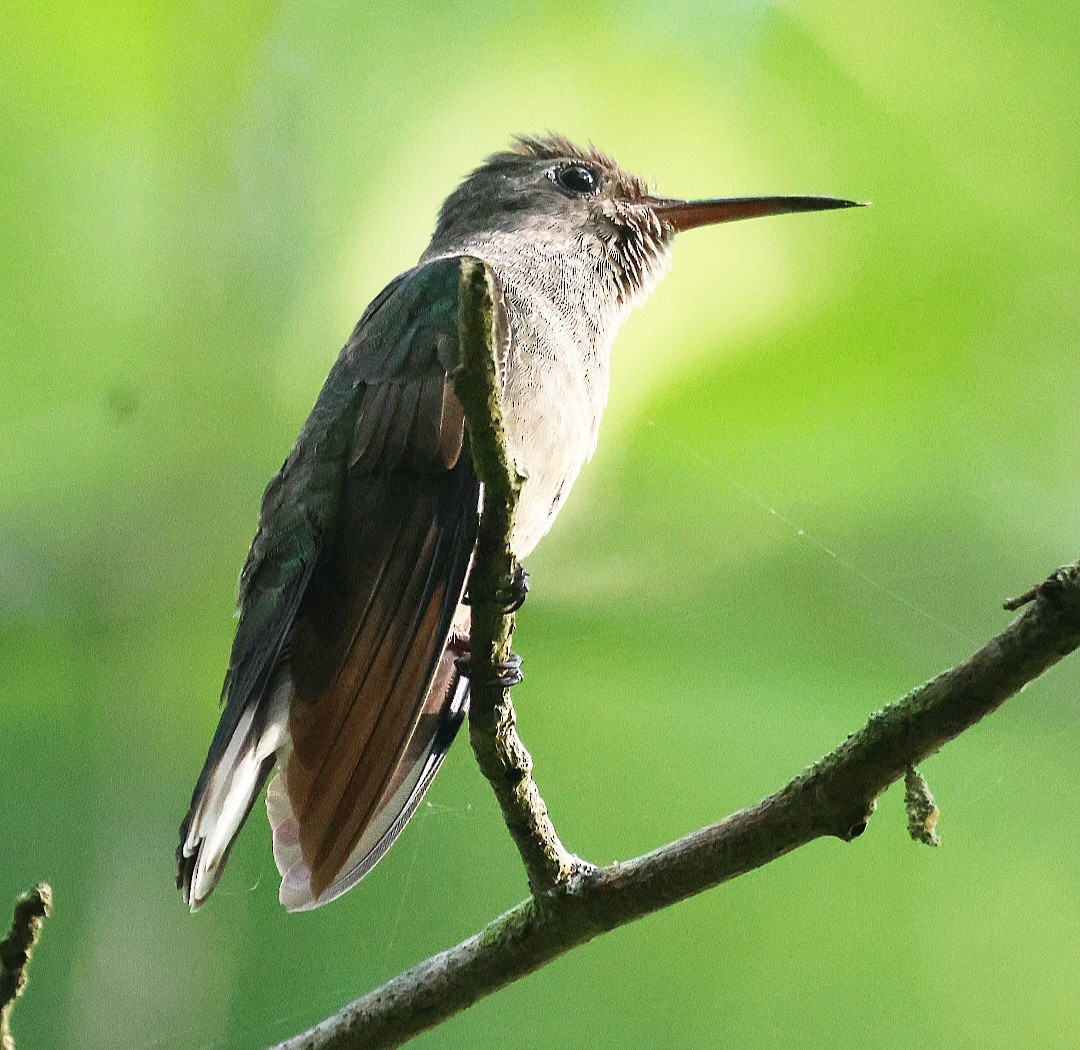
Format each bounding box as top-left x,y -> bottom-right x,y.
454,557 -> 528,686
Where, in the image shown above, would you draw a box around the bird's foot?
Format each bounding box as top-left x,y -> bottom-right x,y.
462,564 -> 530,613
455,649 -> 523,688
494,564 -> 530,613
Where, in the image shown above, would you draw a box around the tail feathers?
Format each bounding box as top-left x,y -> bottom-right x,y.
268,652 -> 469,912
177,679 -> 291,910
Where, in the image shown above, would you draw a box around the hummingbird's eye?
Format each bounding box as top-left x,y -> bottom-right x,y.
554,164 -> 600,195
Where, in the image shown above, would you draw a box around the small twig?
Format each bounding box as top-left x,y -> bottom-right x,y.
452,257 -> 584,897
1004,566 -> 1074,611
1,884 -> 52,1050
904,767 -> 940,846
1003,586 -> 1040,612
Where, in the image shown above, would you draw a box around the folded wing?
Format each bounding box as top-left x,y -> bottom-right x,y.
177,256 -> 497,910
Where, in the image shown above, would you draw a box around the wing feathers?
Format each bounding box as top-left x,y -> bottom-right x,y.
287,459 -> 474,896
268,645 -> 470,911
292,517 -> 437,832
178,256 -> 496,909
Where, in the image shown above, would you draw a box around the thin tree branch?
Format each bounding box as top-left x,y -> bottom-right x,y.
274,564 -> 1080,1050
271,258 -> 1080,1049
1,884 -> 52,1050
451,257 -> 584,897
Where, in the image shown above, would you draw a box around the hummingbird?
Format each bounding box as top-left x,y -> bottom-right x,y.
177,133 -> 859,912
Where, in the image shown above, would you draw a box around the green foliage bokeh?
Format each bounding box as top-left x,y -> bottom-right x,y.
2,2 -> 1078,1047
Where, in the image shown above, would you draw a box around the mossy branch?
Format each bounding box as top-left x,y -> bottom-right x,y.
452,257 -> 583,897
272,263 -> 1080,1049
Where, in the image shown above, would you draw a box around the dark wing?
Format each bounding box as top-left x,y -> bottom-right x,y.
178,255 -> 497,910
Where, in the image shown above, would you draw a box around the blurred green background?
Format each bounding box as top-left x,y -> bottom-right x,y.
2,1 -> 1078,1047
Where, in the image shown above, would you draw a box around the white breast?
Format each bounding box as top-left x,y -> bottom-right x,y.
487,244 -> 620,557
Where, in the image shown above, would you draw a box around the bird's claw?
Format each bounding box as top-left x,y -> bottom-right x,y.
494,564 -> 530,613
455,649 -> 523,688
462,564 -> 530,613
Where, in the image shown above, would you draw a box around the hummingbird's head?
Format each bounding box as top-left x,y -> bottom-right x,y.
432,134 -> 671,306
430,133 -> 862,307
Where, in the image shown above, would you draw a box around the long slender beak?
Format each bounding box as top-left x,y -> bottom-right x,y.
650,195 -> 865,233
